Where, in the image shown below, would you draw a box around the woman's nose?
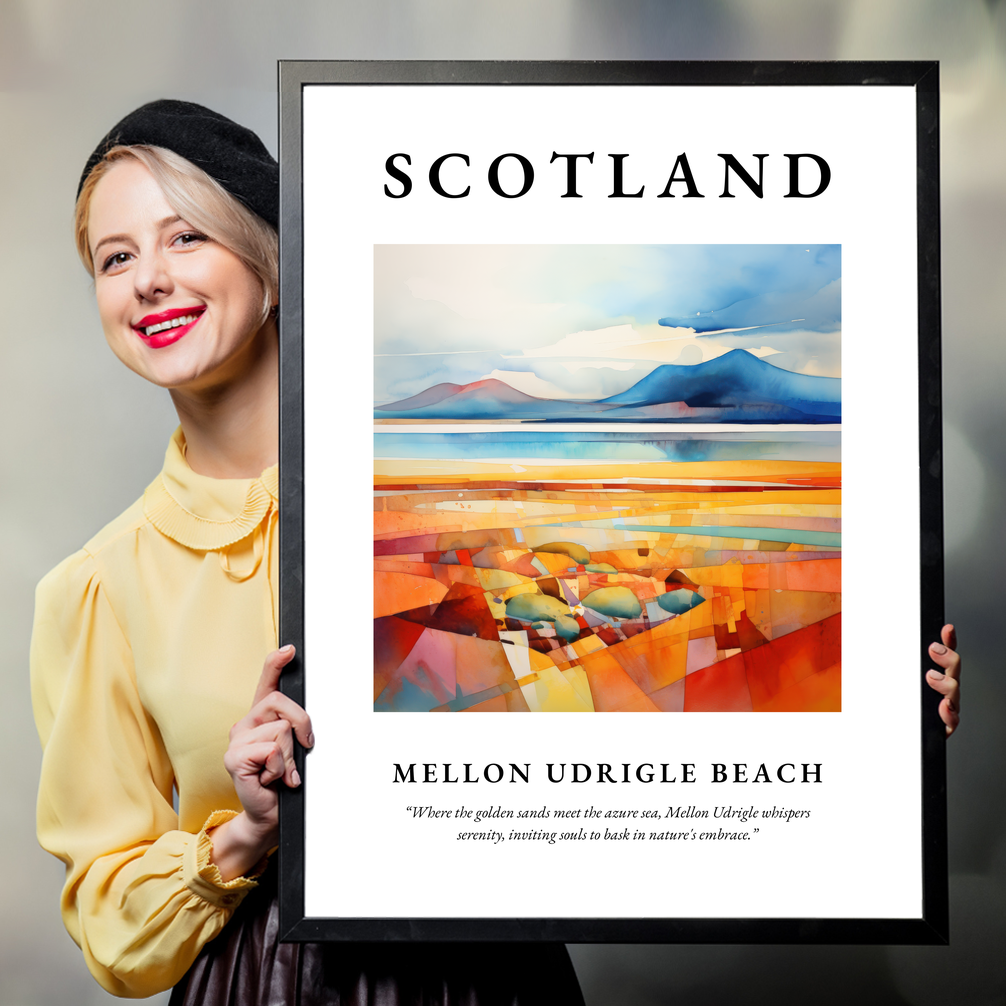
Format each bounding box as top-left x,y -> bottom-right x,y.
133,249 -> 173,302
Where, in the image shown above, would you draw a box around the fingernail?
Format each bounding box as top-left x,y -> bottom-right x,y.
928,670 -> 944,679
931,643 -> 947,655
280,644 -> 295,654
292,768 -> 301,787
307,732 -> 315,748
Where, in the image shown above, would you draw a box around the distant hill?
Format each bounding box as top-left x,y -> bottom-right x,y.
375,351 -> 840,423
380,382 -> 464,411
600,349 -> 840,416
377,378 -> 583,420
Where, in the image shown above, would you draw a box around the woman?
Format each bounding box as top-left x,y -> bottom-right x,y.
33,99 -> 962,1003
31,100 -> 586,1003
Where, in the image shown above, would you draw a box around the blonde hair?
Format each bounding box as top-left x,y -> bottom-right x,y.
75,145 -> 278,323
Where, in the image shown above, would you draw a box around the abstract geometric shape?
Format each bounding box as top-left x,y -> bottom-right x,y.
683,652 -> 754,712
474,567 -> 529,592
713,608 -> 768,653
505,593 -> 571,623
374,570 -> 449,619
519,666 -> 594,712
608,626 -> 689,696
553,614 -> 582,642
649,677 -> 686,712
581,586 -> 643,619
373,615 -> 426,700
416,586 -> 502,641
533,540 -> 591,565
454,635 -> 519,696
577,648 -> 662,712
744,612 -> 841,710
665,569 -> 699,589
375,627 -> 457,711
685,635 -> 718,675
657,588 -> 706,615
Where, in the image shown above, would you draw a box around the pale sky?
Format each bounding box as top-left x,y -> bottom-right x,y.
374,244 -> 841,404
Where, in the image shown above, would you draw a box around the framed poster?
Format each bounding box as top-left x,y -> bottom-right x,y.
277,61 -> 946,943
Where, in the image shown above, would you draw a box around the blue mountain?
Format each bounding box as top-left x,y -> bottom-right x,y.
599,349 -> 840,418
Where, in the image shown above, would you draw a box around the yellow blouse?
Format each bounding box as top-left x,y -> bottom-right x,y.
31,428 -> 279,998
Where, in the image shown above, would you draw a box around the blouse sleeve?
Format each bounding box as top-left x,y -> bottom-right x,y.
31,549 -> 262,998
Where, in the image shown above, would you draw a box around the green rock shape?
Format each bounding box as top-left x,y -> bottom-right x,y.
553,614 -> 582,642
581,586 -> 642,620
585,563 -> 618,574
657,588 -> 706,615
534,541 -> 591,565
505,592 -> 572,623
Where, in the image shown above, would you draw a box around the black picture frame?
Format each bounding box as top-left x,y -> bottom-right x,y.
277,60 -> 945,944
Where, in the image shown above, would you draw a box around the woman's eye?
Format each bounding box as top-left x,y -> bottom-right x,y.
101,251 -> 132,273
173,231 -> 207,248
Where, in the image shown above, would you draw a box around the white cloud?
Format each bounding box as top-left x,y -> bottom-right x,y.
506,323 -> 738,368
481,370 -> 582,399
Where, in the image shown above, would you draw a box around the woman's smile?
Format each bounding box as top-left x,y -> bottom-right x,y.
133,305 -> 207,347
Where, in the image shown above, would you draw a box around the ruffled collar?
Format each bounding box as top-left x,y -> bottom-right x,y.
143,428 -> 278,551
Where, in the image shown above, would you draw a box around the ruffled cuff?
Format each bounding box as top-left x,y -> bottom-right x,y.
182,810 -> 269,909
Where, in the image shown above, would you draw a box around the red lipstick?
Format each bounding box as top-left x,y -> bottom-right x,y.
132,306 -> 205,349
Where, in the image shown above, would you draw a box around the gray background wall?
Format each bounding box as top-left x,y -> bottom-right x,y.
1,2 -> 1003,1003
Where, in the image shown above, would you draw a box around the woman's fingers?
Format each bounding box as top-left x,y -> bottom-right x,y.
230,719 -> 302,788
252,644 -> 296,706
941,623 -> 958,652
218,646 -> 309,847
928,631 -> 961,682
223,644 -> 312,813
926,667 -> 959,703
927,623 -> 961,737
256,691 -> 313,749
224,738 -> 287,788
258,742 -> 289,788
929,646 -> 961,680
926,668 -> 960,736
232,689 -> 314,750
243,644 -> 314,749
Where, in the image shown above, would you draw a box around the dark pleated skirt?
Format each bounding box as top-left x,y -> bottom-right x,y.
169,869 -> 584,1006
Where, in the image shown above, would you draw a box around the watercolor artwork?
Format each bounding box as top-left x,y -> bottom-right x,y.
375,245 -> 841,424
374,432 -> 840,713
373,246 -> 841,713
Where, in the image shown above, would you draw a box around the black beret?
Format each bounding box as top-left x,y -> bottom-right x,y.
78,99 -> 278,228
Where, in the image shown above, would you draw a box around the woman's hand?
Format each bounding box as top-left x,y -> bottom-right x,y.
209,645 -> 314,881
926,624 -> 961,737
